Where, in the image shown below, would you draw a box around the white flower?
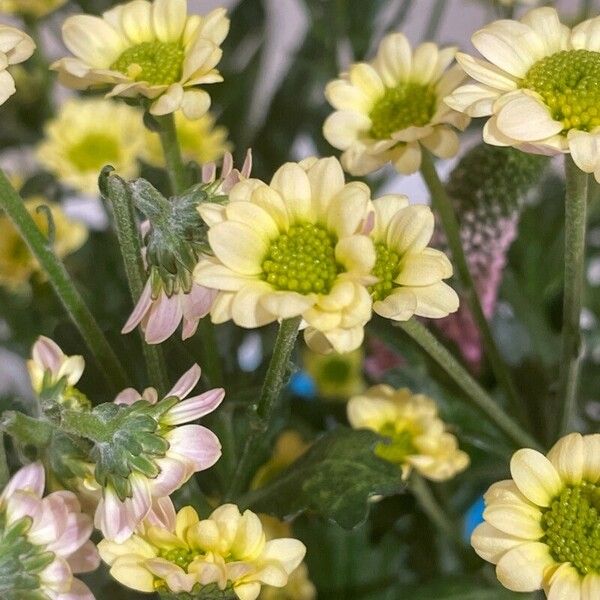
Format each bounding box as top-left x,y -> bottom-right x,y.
0,462 -> 100,599
471,432 -> 600,598
323,33 -> 469,176
52,0 -> 229,118
0,25 -> 35,106
445,7 -> 600,182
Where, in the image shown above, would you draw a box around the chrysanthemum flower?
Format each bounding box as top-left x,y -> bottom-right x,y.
194,157 -> 376,354
347,385 -> 470,481
0,198 -> 87,290
52,0 -> 229,118
472,432 -> 600,598
27,335 -> 85,395
145,110 -> 232,167
98,500 -> 307,600
0,462 -> 100,599
323,33 -> 469,176
445,7 -> 600,182
0,0 -> 67,18
0,25 -> 35,106
368,195 -> 458,321
37,98 -> 147,196
92,364 -> 224,542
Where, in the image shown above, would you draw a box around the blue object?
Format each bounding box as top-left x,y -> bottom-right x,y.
463,496 -> 485,541
289,371 -> 317,399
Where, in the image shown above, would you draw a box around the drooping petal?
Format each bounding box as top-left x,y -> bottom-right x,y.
495,542 -> 554,592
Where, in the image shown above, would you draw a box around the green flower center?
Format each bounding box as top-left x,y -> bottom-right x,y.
111,41 -> 184,86
158,547 -> 199,571
321,357 -> 352,384
67,133 -> 121,172
521,49 -> 600,133
369,83 -> 437,140
375,422 -> 417,464
541,481 -> 600,575
262,224 -> 341,294
369,242 -> 401,301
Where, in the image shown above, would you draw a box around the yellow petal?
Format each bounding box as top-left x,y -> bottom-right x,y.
495,542 -> 554,592
510,448 -> 563,507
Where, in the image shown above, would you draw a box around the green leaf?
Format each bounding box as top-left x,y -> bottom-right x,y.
242,427 -> 405,528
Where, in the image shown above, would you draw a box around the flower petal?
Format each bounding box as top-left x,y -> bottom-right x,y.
547,432 -> 585,485
495,542 -> 554,592
483,503 -> 543,539
152,0 -> 187,42
209,222 -> 268,276
496,93 -> 563,142
510,448 -> 563,507
470,522 -> 524,565
269,163 -> 313,222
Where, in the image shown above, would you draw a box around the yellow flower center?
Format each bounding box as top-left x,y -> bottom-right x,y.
67,133 -> 121,172
541,481 -> 600,575
375,422 -> 417,464
369,83 -> 437,140
111,41 -> 185,85
262,224 -> 341,294
521,49 -> 600,133
369,242 -> 400,301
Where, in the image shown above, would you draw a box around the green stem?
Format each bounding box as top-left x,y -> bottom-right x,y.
60,409 -> 105,442
0,411 -> 53,447
376,318 -> 541,451
155,113 -> 189,195
410,473 -> 464,547
0,171 -> 128,392
101,169 -> 169,395
424,0 -> 447,40
197,318 -> 224,388
226,317 -> 301,501
0,434 -> 8,488
556,156 -> 589,437
420,151 -> 526,426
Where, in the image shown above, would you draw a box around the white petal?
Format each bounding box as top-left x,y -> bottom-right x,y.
568,130 -> 600,174
470,522 -> 524,565
335,235 -> 376,273
325,79 -> 370,112
373,32 -> 412,86
455,52 -> 517,91
62,16 -> 125,68
348,63 -> 384,99
259,292 -> 315,319
583,433 -> 600,483
548,563 -> 582,600
152,0 -> 187,42
510,448 -> 563,507
181,89 -> 211,120
444,83 -> 500,118
396,249 -> 453,286
150,83 -> 184,115
269,163 -> 313,222
387,205 -> 434,253
496,93 -> 563,142
411,43 -> 439,84
421,127 -> 460,159
483,503 -> 543,539
323,111 -> 371,150
393,142 -> 422,175
521,7 -> 570,55
231,283 -> 276,328
496,542 -> 554,592
208,222 -> 268,275
547,432 -> 585,485
571,16 -> 600,52
327,182 -> 371,237
582,573 -> 600,600
305,156 -> 346,214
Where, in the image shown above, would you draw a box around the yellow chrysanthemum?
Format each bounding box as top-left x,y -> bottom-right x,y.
252,431 -> 310,490
347,385 -> 469,481
145,110 -> 232,167
445,7 -> 600,182
37,98 -> 146,195
303,347 -> 365,400
0,0 -> 67,18
52,0 -> 228,119
471,433 -> 600,598
0,197 -> 87,290
368,195 -> 459,320
98,501 -> 306,600
258,515 -> 316,600
194,156 -> 376,354
0,25 -> 35,106
323,33 -> 469,176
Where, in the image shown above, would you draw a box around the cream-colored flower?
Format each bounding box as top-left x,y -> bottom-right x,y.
471,432 -> 600,598
98,500 -> 307,600
52,0 -> 229,118
37,97 -> 146,195
323,33 -> 469,176
0,197 -> 87,290
145,110 -> 232,167
347,385 -> 469,481
303,347 -> 365,400
368,195 -> 459,321
194,156 -> 377,354
0,0 -> 67,18
0,25 -> 35,106
446,7 -> 600,182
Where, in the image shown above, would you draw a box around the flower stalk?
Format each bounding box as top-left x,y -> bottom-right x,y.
556,156 -> 589,437
226,316 -> 301,500
100,168 -> 169,395
420,151 -> 526,424
374,317 -> 541,451
155,112 -> 190,196
0,170 -> 128,391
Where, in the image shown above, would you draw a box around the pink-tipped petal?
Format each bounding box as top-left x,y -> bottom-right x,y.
151,456 -> 191,497
95,491 -> 137,543
58,577 -> 96,600
164,388 -> 225,425
167,364 -> 202,399
0,462 -> 45,504
66,540 -> 100,574
122,280 -> 153,334
166,425 -> 222,472
32,337 -> 64,372
113,387 -> 143,406
202,162 -> 217,183
48,512 -> 93,557
144,292 -> 183,344
40,557 -> 72,593
145,497 -> 177,531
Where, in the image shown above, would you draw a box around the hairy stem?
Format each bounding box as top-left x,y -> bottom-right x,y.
226,317 -> 301,500
101,169 -> 169,395
0,170 -> 128,391
556,156 -> 588,436
155,113 -> 189,196
420,151 -> 526,426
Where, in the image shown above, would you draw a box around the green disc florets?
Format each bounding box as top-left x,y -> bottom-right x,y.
541,481 -> 600,575
67,133 -> 120,172
369,82 -> 437,140
376,422 -> 417,464
521,49 -> 600,133
369,242 -> 401,301
262,224 -> 341,294
159,547 -> 198,570
111,41 -> 184,85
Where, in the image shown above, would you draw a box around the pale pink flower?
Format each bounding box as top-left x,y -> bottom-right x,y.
0,462 -> 100,599
27,335 -> 84,393
93,364 -> 224,543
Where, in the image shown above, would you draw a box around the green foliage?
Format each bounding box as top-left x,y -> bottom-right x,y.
243,427 -> 405,528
